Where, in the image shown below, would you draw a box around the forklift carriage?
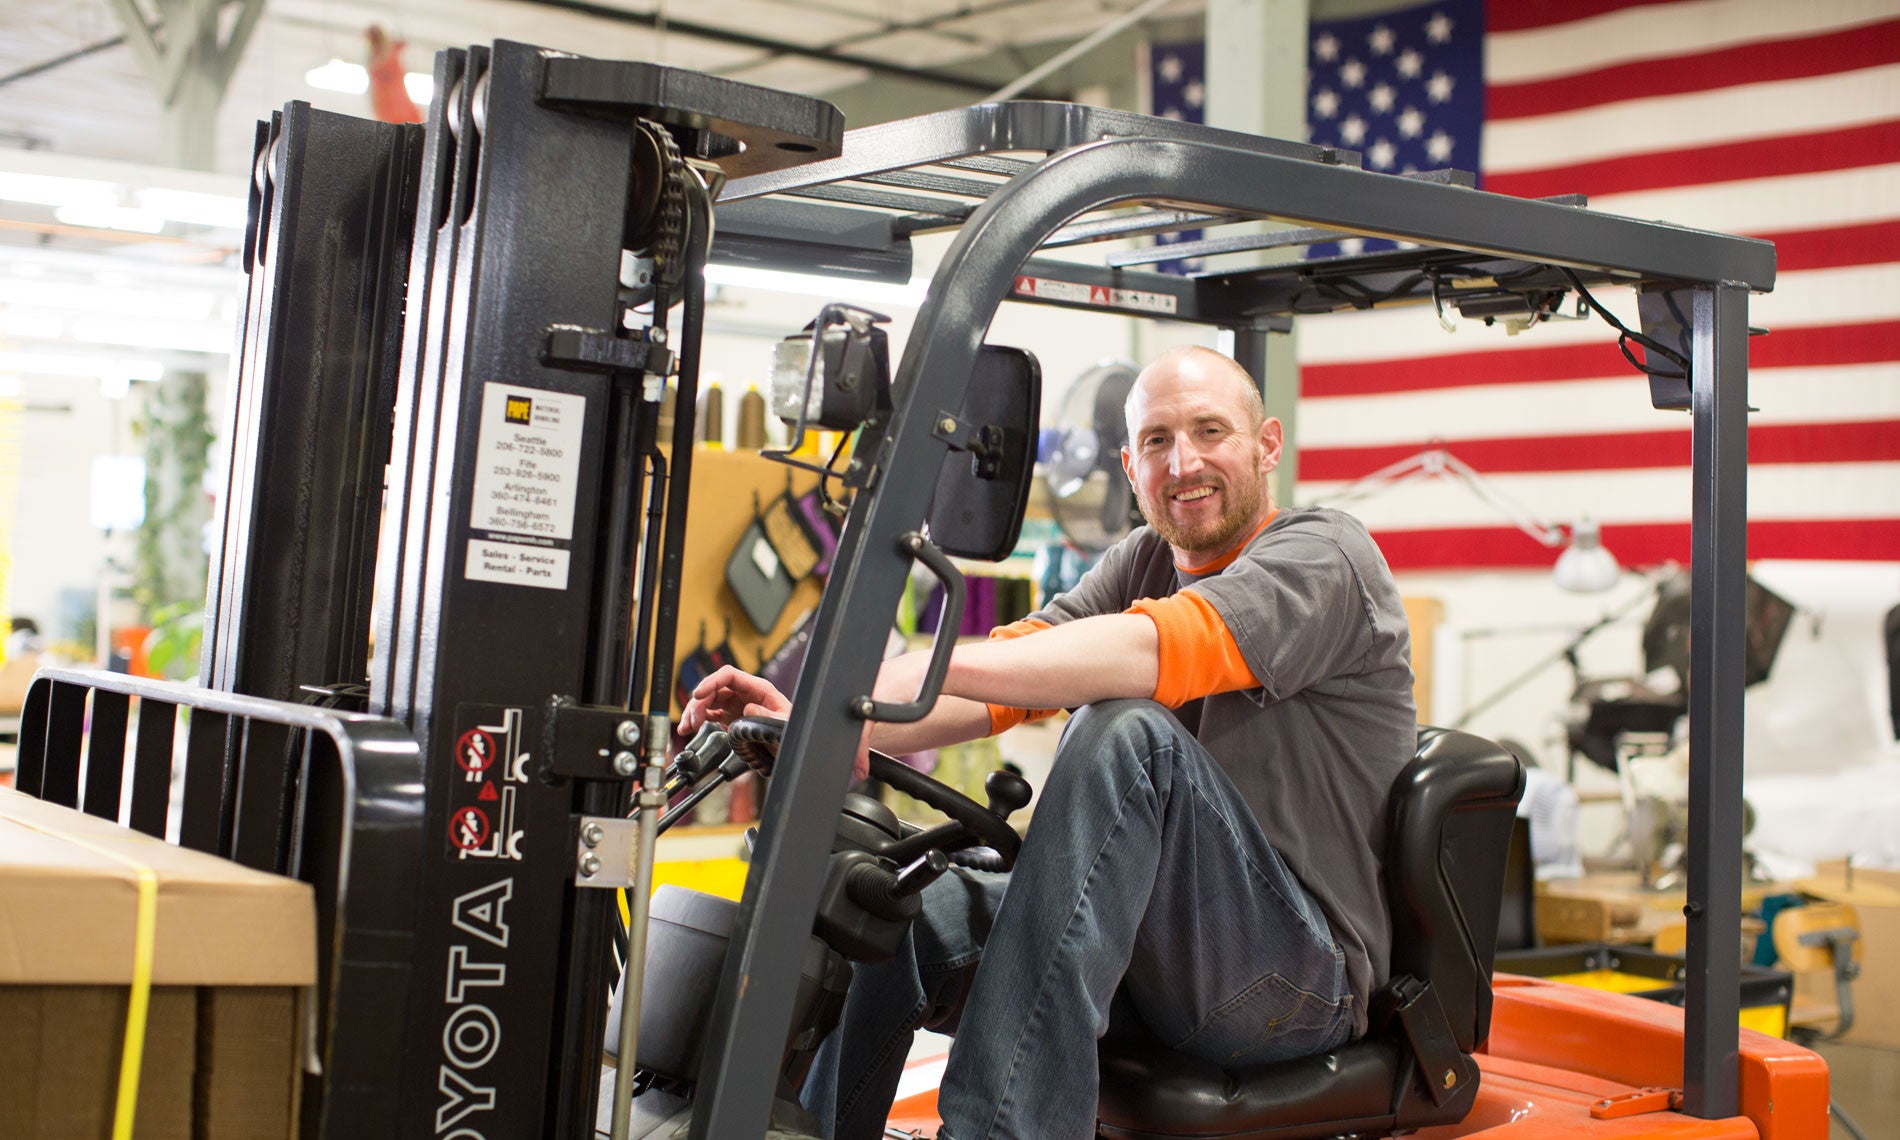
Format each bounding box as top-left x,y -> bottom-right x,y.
17,39 -> 1802,1140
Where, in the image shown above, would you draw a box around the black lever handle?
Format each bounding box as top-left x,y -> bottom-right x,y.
890,849 -> 951,899
671,722 -> 726,782
985,769 -> 1032,821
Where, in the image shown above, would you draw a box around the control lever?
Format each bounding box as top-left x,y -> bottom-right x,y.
666,723 -> 729,790
657,737 -> 750,834
846,849 -> 950,922
985,769 -> 1032,821
890,849 -> 950,899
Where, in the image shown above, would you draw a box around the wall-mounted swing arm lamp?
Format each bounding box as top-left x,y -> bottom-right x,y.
1314,445 -> 1621,593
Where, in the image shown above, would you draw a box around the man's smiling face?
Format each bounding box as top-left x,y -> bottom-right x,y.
1121,347 -> 1283,569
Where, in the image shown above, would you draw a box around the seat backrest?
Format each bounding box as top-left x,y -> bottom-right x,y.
1386,727 -> 1525,1053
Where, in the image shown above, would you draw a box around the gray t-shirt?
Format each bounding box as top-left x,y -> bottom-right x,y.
1025,506 -> 1415,1034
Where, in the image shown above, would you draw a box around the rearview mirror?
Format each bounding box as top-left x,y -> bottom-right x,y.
925,345 -> 1042,562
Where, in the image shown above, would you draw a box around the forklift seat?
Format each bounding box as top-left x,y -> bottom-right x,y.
1097,727 -> 1525,1140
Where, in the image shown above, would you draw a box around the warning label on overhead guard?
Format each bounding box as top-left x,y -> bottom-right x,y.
466,382 -> 585,589
1012,274 -> 1178,314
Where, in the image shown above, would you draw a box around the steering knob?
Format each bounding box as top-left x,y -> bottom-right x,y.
984,769 -> 1032,821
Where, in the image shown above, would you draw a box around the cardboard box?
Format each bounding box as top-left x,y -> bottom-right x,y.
0,787 -> 314,1138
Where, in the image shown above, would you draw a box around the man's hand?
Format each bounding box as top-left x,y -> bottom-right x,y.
680,665 -> 873,783
681,665 -> 791,735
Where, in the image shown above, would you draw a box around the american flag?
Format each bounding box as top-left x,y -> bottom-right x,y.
1162,0 -> 1900,569
1147,39 -> 1207,274
1302,0 -> 1483,258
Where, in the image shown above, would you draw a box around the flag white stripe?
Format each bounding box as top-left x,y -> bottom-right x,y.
1298,262 -> 1900,365
1586,163 -> 1900,237
1298,364 -> 1900,448
1301,463 -> 1900,529
1483,64 -> 1900,174
1485,0 -> 1900,85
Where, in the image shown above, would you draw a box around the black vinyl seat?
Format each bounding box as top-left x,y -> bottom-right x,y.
1097,727 -> 1525,1140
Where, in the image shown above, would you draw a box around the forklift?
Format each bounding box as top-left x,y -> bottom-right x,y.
18,40 -> 1828,1140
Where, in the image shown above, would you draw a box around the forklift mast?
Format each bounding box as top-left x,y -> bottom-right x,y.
16,39 -> 1777,1140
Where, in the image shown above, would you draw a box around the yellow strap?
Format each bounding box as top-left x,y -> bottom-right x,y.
6,816 -> 158,1140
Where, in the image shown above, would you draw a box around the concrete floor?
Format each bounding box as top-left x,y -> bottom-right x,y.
1812,1039 -> 1900,1140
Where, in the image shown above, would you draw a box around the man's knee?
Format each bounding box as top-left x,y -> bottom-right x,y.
1047,699 -> 1192,801
1062,698 -> 1183,759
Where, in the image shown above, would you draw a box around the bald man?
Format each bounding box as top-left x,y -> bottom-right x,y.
685,346 -> 1416,1140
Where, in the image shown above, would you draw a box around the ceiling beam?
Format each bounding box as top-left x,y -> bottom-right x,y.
507,0 -> 1062,98
0,32 -> 135,90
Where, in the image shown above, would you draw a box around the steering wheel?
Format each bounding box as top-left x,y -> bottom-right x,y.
726,714 -> 1026,870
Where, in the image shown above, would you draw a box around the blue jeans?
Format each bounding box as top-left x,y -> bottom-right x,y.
802,699 -> 1355,1140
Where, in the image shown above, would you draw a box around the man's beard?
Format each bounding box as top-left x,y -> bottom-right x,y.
1136,468 -> 1265,558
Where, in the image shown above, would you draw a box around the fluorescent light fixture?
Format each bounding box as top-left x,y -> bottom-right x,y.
0,171 -> 117,210
52,203 -> 166,234
91,454 -> 147,530
137,187 -> 247,230
0,279 -> 218,321
303,58 -> 432,104
0,160 -> 247,231
305,58 -> 370,94
0,311 -> 61,339
704,263 -> 926,308
70,316 -> 234,355
0,351 -> 164,382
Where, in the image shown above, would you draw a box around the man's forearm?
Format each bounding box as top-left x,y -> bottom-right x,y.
944,612 -> 1158,708
862,613 -> 1158,753
865,691 -> 996,755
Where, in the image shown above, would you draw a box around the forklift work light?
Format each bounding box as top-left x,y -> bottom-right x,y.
768,303 -> 890,442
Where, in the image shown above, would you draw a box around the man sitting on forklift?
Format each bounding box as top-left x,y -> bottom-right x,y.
682,345 -> 1417,1140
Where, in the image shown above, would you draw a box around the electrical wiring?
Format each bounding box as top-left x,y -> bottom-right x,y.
1557,266 -> 1691,381
815,428 -> 856,517
1290,255 -> 1693,387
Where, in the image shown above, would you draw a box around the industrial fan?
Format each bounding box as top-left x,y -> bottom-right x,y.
1041,360 -> 1140,552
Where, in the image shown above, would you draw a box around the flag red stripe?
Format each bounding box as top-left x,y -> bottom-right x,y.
1485,119 -> 1900,201
1487,19 -> 1900,120
1486,0 -> 1679,34
1374,518 -> 1900,569
1300,420 -> 1900,480
1302,319 -> 1900,397
1768,218 -> 1900,273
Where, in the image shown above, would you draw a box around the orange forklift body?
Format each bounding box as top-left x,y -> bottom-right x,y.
886,976 -> 1830,1139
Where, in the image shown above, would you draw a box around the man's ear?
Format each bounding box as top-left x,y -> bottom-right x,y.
1121,445 -> 1134,483
1259,417 -> 1284,473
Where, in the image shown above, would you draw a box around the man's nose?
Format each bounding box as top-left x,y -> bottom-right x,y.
1168,435 -> 1205,476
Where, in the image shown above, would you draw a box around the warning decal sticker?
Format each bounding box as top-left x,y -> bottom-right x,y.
1011,274 -> 1178,315
444,705 -> 531,862
466,382 -> 585,590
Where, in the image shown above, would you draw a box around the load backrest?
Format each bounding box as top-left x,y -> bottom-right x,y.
1386,727 -> 1526,1052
